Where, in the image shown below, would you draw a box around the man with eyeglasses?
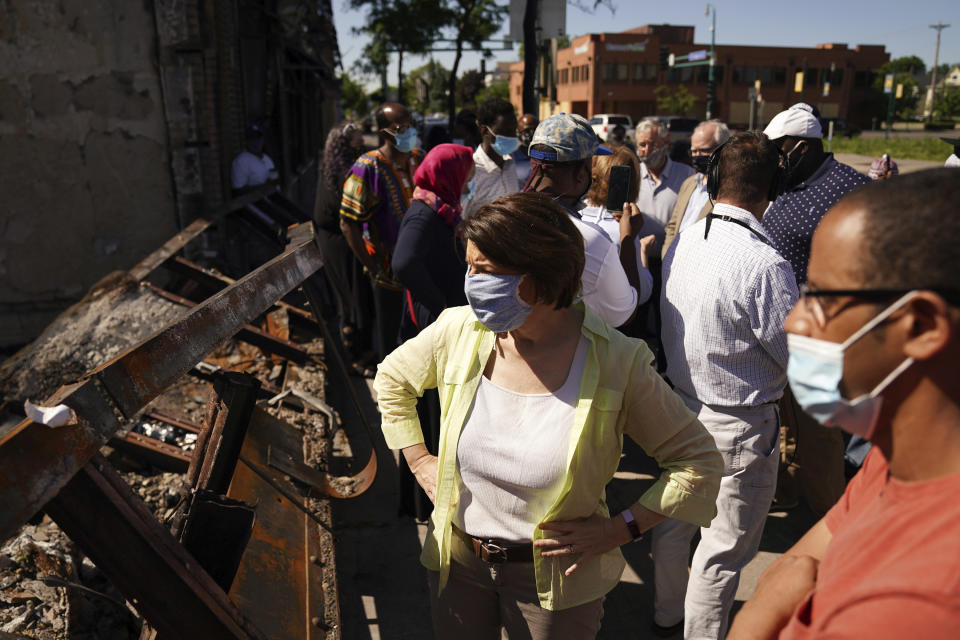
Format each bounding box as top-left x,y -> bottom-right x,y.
762,103 -> 872,516
654,132 -> 797,639
340,102 -> 422,362
661,119 -> 731,258
729,168 -> 960,640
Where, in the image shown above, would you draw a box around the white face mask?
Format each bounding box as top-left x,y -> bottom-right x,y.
786,292 -> 917,439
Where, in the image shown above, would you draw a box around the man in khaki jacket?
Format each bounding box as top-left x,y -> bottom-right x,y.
661,120 -> 731,258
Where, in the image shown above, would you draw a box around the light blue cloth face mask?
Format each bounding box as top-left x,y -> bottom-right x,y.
786,291 -> 917,439
464,272 -> 533,333
392,127 -> 419,153
492,134 -> 519,156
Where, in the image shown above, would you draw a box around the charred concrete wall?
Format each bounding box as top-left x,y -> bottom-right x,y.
0,1 -> 177,346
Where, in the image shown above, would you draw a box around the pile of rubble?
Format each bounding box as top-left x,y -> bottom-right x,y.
0,212 -> 365,638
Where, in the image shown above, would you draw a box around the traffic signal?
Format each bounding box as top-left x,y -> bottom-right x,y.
707,78 -> 717,107
659,46 -> 670,72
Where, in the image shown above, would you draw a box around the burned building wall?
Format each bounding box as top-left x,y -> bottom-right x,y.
0,1 -> 178,346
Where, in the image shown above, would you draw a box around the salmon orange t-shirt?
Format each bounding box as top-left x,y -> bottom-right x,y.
779,447 -> 960,639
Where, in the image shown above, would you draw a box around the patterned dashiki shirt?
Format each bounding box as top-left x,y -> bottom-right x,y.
340,149 -> 421,255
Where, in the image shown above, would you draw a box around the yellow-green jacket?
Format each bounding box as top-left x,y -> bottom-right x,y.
374,305 -> 722,610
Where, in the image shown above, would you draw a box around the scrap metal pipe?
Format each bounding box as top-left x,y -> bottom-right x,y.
0,224 -> 323,541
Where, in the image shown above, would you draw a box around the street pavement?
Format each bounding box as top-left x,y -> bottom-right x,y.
834,152 -> 942,176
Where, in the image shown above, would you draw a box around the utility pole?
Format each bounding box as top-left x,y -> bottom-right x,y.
927,22 -> 950,123
706,4 -> 716,120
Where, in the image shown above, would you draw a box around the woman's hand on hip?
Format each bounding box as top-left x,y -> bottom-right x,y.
403,444 -> 439,503
534,513 -> 633,576
409,454 -> 438,503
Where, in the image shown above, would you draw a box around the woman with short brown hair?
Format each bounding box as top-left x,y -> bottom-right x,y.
375,191 -> 722,639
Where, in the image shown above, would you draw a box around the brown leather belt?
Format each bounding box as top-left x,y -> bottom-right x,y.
453,525 -> 534,564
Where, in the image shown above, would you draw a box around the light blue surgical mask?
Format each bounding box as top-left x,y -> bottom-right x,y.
391,127 -> 419,153
786,292 -> 917,439
464,272 -> 532,333
492,134 -> 519,156
461,178 -> 476,208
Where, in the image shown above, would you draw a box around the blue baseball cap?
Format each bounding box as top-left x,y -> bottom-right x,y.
529,113 -> 612,162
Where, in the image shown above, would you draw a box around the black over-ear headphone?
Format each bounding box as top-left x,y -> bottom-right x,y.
706,138 -> 789,202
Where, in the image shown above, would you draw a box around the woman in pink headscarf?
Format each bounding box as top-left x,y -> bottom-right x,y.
392,143 -> 474,520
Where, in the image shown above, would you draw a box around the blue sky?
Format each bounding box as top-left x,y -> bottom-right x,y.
332,0 -> 959,89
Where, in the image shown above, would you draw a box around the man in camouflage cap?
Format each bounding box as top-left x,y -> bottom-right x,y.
523,113 -> 648,329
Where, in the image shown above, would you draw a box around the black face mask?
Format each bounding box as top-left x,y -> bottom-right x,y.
783,142 -> 808,189
692,155 -> 711,174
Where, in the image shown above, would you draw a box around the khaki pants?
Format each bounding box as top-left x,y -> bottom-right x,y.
427,530 -> 603,640
774,385 -> 846,516
652,396 -> 780,640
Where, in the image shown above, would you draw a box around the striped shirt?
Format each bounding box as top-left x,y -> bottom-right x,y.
661,203 -> 798,407
462,146 -> 520,219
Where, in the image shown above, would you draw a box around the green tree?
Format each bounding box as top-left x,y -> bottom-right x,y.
886,55 -> 926,76
654,85 -> 696,116
349,0 -> 449,104
339,72 -> 370,119
935,88 -> 960,118
443,0 -> 506,129
476,80 -> 510,105
873,60 -> 920,120
405,60 -> 451,115
456,69 -> 486,109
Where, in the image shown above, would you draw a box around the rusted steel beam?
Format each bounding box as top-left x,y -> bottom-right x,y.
228,409 -> 334,639
145,409 -> 203,434
110,431 -> 192,473
161,256 -> 325,336
144,283 -> 315,365
192,373 -> 261,495
44,454 -> 266,639
0,224 -> 322,541
129,185 -> 277,282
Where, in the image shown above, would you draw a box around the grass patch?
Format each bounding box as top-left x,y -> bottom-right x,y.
828,136 -> 955,162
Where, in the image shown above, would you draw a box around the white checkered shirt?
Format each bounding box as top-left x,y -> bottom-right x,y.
660,203 -> 799,407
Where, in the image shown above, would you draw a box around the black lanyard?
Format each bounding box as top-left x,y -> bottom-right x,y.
703,213 -> 771,246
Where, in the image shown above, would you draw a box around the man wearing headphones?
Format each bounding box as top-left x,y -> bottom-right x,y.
652,131 -> 799,640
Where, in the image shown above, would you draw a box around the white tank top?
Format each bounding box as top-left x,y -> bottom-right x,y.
454,336 -> 589,542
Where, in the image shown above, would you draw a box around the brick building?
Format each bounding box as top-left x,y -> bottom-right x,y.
509,24 -> 889,128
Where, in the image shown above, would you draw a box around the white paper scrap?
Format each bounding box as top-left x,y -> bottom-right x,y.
24,400 -> 78,428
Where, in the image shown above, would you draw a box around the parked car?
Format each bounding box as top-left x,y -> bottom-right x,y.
819,118 -> 861,138
589,114 -> 635,144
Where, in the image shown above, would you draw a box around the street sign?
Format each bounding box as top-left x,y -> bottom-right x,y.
896,83 -> 904,99
883,73 -> 894,94
794,71 -> 804,93
688,49 -> 708,62
823,82 -> 830,97
507,0 -> 565,42
668,53 -> 676,67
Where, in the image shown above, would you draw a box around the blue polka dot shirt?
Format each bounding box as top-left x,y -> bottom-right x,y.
763,154 -> 870,285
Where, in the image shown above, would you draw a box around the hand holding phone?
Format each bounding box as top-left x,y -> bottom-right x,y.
605,164 -> 633,213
